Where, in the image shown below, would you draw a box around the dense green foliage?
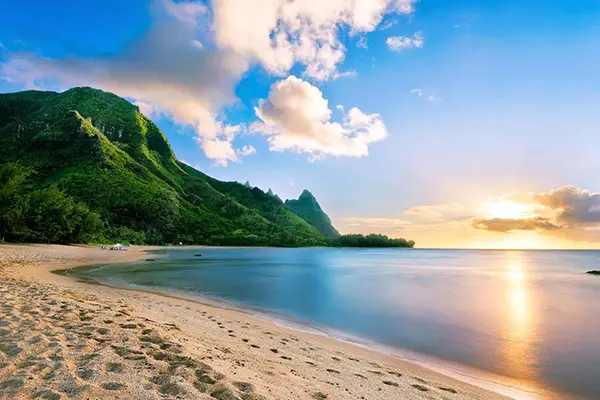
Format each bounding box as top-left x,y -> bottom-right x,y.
0,87 -> 324,246
285,190 -> 340,238
0,87 -> 414,248
331,234 -> 415,248
0,163 -> 101,243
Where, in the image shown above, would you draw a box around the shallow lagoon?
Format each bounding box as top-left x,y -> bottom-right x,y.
75,248 -> 600,399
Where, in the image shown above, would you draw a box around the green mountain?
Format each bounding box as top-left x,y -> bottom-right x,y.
285,190 -> 340,238
0,87 -> 328,246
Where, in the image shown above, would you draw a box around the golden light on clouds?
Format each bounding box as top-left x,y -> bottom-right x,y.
337,185 -> 600,249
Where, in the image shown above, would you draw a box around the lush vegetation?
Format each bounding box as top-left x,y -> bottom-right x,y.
0,87 -> 414,248
330,234 -> 414,248
0,163 -> 101,243
285,190 -> 340,238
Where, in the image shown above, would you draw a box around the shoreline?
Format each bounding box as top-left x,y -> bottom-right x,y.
61,256 -> 551,400
0,243 -> 543,399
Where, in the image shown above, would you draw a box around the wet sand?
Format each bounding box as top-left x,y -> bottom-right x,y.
0,243 -> 510,399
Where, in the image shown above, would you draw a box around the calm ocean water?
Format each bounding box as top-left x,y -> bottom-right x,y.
73,248 -> 600,399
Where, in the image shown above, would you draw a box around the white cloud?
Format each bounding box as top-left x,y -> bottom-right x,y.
396,0 -> 418,14
386,32 -> 424,51
212,0 -> 418,80
252,76 -> 389,160
357,36 -> 368,49
161,0 -> 209,27
236,145 -> 257,156
0,0 -> 249,166
198,137 -> 239,167
428,94 -> 442,102
379,19 -> 398,30
133,101 -> 157,117
190,39 -> 204,49
410,88 -> 423,96
0,0 -> 418,165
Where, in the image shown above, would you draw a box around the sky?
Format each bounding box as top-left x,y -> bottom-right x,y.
2,0 -> 600,249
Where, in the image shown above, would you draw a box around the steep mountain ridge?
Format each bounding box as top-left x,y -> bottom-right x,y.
0,87 -> 329,246
285,190 -> 340,238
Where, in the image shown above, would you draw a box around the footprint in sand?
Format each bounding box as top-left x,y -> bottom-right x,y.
439,386 -> 458,394
412,384 -> 430,392
367,370 -> 384,376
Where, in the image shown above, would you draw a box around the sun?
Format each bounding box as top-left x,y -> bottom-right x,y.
486,200 -> 534,219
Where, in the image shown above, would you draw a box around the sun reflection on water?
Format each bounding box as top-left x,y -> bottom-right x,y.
502,253 -> 540,393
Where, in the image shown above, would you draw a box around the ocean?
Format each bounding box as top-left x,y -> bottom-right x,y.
70,247 -> 600,399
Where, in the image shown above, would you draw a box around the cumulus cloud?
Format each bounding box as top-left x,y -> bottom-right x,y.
531,185 -> 600,225
197,138 -> 239,167
252,76 -> 388,160
213,0 -> 418,80
1,0 -> 417,165
410,88 -> 423,96
0,0 -> 250,166
386,32 -> 424,51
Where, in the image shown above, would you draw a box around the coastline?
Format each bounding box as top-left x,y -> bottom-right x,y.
0,243 -> 522,399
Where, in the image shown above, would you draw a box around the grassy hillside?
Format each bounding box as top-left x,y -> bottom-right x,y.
0,87 -> 325,246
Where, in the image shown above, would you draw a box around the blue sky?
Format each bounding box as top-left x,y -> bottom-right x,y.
2,0 -> 600,248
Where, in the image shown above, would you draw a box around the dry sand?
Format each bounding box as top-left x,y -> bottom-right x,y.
0,244 -> 511,400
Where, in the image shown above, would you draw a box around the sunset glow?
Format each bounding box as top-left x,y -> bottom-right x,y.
485,201 -> 536,220
2,1 -> 600,251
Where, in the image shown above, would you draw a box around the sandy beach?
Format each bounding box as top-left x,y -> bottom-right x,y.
0,244 -> 510,400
